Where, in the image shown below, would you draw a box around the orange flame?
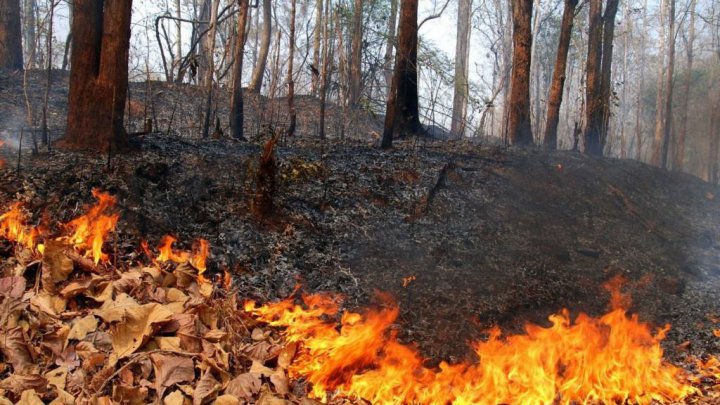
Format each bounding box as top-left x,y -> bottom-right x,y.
66,189 -> 119,264
156,235 -> 191,264
156,235 -> 210,282
192,238 -> 209,274
246,285 -> 699,404
0,203 -> 39,249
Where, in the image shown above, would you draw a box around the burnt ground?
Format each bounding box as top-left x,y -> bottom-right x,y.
1,70 -> 720,366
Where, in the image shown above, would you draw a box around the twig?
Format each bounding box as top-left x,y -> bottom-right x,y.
16,128 -> 23,174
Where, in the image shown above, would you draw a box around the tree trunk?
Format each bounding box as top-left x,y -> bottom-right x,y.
196,0 -> 211,82
201,0 -> 220,138
312,0 -> 323,96
23,0 -> 35,68
383,0 -> 398,94
230,0 -> 249,140
174,0 -> 182,80
41,0 -> 54,147
318,0 -> 332,139
380,0 -> 421,149
247,0 -> 271,94
61,1 -> 73,71
334,5 -> 347,107
348,0 -> 363,107
651,0 -> 667,165
543,0 -> 578,149
287,0 -> 297,136
507,0 -> 533,146
64,0 -> 132,150
583,0 -> 603,155
675,0 -> 695,171
450,0 -> 472,138
599,0 -> 619,153
660,0 -> 676,169
0,0 -> 23,70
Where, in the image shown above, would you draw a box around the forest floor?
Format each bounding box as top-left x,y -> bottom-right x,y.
1,70 -> 720,402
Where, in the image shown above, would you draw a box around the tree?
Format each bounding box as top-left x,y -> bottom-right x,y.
230,0 -> 250,140
507,0 -> 533,146
583,0 -> 618,156
383,0 -> 399,92
675,0 -> 695,171
247,0 -> 271,93
381,0 -> 421,149
201,0 -> 220,138
287,0 -> 297,136
0,0 -> 23,70
63,0 -> 132,150
348,0 -> 364,107
543,0 -> 579,150
312,0 -> 323,96
23,0 -> 35,68
658,0 -> 676,169
451,0 -> 472,138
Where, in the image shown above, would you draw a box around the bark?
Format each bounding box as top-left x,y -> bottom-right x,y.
41,0 -> 53,146
334,6 -> 347,106
675,0 -> 695,171
507,0 -> 534,146
659,0 -> 676,169
287,0 -> 297,136
635,0 -> 649,161
598,0 -> 619,154
348,0 -> 363,107
23,0 -> 35,68
61,2 -> 72,71
312,0 -> 323,96
64,0 -> 132,150
380,0 -> 421,149
0,0 -> 23,70
383,0 -> 398,93
651,0 -> 667,165
319,0 -> 332,139
583,0 -> 603,155
230,0 -> 250,140
175,0 -> 182,80
247,0 -> 271,94
450,0 -> 472,138
543,0 -> 578,150
201,0 -> 220,138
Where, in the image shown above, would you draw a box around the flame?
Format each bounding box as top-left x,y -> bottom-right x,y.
65,189 -> 119,264
156,235 -> 210,283
223,270 -> 233,290
246,284 -> 700,404
0,203 -> 39,249
156,235 -> 191,264
192,238 -> 209,274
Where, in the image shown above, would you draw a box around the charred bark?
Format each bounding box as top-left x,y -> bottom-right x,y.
543,0 -> 578,150
381,0 -> 422,149
507,0 -> 533,146
64,0 -> 132,151
583,0 -> 603,155
230,0 -> 250,140
0,0 -> 23,70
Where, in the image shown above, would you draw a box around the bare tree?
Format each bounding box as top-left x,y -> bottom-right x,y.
201,0 -> 220,138
23,0 -> 35,68
231,0 -> 250,140
312,0 -> 323,96
381,0 -> 422,149
659,0 -> 676,169
64,0 -> 133,150
451,0 -> 472,138
0,0 -> 23,70
507,0 -> 534,146
287,0 -> 297,136
348,0 -> 364,107
248,0 -> 271,93
383,0 -> 399,93
675,0 -> 695,171
543,0 -> 579,150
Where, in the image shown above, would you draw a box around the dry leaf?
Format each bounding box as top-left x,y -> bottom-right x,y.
249,361 -> 274,377
203,329 -> 227,343
41,240 -> 74,292
0,374 -> 47,396
68,315 -> 98,341
0,327 -> 33,371
109,303 -> 173,358
150,353 -> 195,396
154,336 -> 182,351
270,369 -> 289,396
277,343 -> 296,370
48,388 -> 74,405
192,371 -> 219,405
112,384 -> 149,405
45,366 -> 68,391
256,391 -> 290,405
224,373 -> 261,401
30,292 -> 67,317
245,341 -> 281,363
212,395 -> 240,405
164,389 -> 190,405
94,293 -> 138,322
16,390 -> 43,405
0,276 -> 26,298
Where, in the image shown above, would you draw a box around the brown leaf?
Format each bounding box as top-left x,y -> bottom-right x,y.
175,313 -> 204,353
256,391 -> 290,405
109,303 -> 173,358
45,366 -> 68,391
0,276 -> 26,298
48,388 -> 74,405
94,293 -> 138,322
164,389 -> 190,405
0,327 -> 33,371
244,341 -> 281,363
203,329 -> 227,343
0,374 -> 47,396
212,395 -> 240,405
30,291 -> 67,317
277,343 -> 296,370
249,361 -> 274,378
16,390 -> 43,405
68,315 -> 98,341
192,371 -> 219,405
41,324 -> 69,357
224,373 -> 261,401
270,369 -> 289,396
112,384 -> 149,405
150,353 -> 195,396
41,240 -> 74,293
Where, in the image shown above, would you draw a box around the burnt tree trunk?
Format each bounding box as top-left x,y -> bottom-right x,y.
583,0 -> 603,155
380,0 -> 421,149
507,0 -> 533,146
64,0 -> 132,150
0,0 -> 23,70
599,0 -> 619,153
543,0 -> 578,150
230,0 -> 249,140
247,0 -> 271,94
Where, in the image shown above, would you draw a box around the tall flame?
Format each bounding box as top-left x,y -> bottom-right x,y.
246,283 -> 699,404
66,189 -> 119,264
0,203 -> 39,249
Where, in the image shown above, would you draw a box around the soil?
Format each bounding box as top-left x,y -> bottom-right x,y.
1,69 -> 720,368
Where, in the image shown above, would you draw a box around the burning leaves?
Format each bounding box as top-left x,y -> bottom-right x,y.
0,191 -> 719,404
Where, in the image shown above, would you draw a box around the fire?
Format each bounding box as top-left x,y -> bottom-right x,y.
0,203 -> 39,249
156,235 -> 191,264
246,283 -> 700,404
65,189 -> 119,264
156,235 -> 210,282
